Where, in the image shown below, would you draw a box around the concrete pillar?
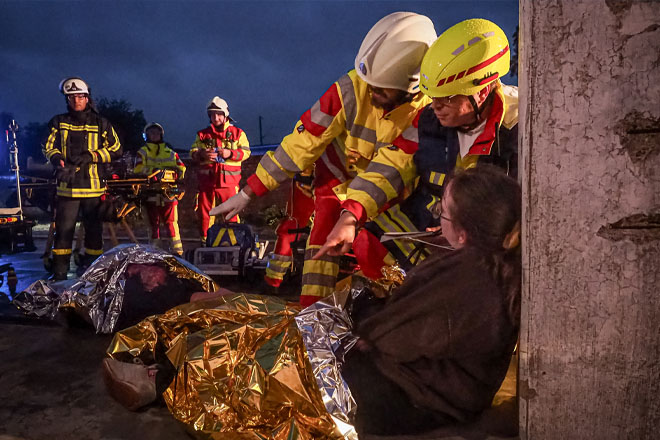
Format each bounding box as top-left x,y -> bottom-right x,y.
519,1 -> 660,438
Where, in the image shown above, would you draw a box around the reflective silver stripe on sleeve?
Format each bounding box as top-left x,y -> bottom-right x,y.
365,162 -> 404,194
309,100 -> 335,128
260,153 -> 290,183
304,248 -> 340,264
400,124 -> 419,143
350,123 -> 377,144
349,176 -> 388,208
270,254 -> 293,263
319,142 -> 347,183
302,272 -> 339,288
223,169 -> 242,176
273,147 -> 302,173
337,74 -> 357,132
374,141 -> 390,151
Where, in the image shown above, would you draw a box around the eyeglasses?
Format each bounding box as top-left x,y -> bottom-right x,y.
432,95 -> 458,107
68,93 -> 88,100
435,199 -> 453,223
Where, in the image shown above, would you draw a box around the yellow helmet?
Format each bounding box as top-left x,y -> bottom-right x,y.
355,12 -> 437,93
420,19 -> 510,97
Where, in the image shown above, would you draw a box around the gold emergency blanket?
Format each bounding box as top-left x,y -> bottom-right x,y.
107,292 -> 354,439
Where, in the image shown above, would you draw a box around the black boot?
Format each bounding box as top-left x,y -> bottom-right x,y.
51,253 -> 70,280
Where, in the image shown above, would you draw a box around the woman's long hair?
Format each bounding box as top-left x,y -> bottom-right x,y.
446,165 -> 522,328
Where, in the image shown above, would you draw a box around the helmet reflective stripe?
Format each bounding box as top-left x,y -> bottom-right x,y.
59,77 -> 90,95
420,19 -> 510,97
355,12 -> 437,93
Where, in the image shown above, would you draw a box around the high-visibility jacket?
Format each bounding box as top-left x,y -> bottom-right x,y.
43,110 -> 122,198
246,69 -> 431,198
134,142 -> 186,177
343,83 -> 519,224
134,142 -> 186,203
190,121 -> 250,189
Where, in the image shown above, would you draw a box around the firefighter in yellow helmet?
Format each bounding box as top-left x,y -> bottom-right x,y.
43,77 -> 122,280
210,12 -> 436,307
134,122 -> 186,256
316,18 -> 519,277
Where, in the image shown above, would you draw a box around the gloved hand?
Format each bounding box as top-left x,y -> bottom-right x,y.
71,151 -> 94,167
49,153 -> 64,169
56,166 -> 77,185
209,189 -> 252,220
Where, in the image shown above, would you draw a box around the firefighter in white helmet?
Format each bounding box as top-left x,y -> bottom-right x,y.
134,122 -> 186,255
43,77 -> 122,280
316,18 -> 519,277
189,97 -> 250,244
210,12 -> 437,307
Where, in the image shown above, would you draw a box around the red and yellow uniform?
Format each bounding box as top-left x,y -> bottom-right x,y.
247,70 -> 430,306
134,142 -> 186,255
348,84 -> 519,278
264,175 -> 315,288
190,121 -> 250,240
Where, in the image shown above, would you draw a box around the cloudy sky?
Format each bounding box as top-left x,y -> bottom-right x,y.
1,0 -> 518,150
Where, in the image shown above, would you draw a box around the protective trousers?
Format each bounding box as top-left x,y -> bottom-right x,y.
146,201 -> 183,255
197,186 -> 239,240
299,186 -> 342,307
264,183 -> 315,287
353,203 -> 430,280
52,196 -> 104,276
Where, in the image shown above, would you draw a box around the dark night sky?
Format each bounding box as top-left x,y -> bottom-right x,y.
1,0 -> 518,151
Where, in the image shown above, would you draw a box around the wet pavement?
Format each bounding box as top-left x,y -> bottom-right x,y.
0,237 -> 517,440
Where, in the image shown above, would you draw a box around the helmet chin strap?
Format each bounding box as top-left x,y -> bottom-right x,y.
460,88 -> 496,132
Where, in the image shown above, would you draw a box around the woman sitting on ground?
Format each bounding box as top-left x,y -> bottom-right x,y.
342,165 -> 521,436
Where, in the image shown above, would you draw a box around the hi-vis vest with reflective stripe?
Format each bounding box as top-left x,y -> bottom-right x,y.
344,83 -> 519,225
134,142 -> 186,203
43,112 -> 122,198
134,143 -> 186,178
246,69 -> 431,197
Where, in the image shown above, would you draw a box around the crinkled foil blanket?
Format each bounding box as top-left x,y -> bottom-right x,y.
106,273 -> 402,440
13,244 -> 217,333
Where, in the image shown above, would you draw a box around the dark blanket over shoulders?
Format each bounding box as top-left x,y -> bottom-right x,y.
357,247 -> 518,422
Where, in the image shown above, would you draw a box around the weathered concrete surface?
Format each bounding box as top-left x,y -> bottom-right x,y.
519,0 -> 660,438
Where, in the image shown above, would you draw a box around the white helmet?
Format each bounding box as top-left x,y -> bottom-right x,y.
355,12 -> 437,93
207,96 -> 229,115
143,122 -> 164,136
59,77 -> 90,95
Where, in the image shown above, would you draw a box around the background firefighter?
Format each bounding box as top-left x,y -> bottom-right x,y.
42,77 -> 122,280
134,122 -> 186,256
210,12 -> 437,307
190,97 -> 250,243
263,169 -> 315,288
316,19 -> 519,279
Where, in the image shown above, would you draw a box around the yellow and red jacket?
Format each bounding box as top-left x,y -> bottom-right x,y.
43,110 -> 122,198
246,69 -> 431,198
343,83 -> 519,223
190,122 -> 250,189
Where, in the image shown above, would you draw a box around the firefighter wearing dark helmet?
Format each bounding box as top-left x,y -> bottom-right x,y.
43,77 -> 122,280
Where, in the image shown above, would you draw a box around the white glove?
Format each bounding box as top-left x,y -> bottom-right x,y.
209,189 -> 252,220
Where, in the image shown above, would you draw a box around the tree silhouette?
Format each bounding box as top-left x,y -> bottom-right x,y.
510,25 -> 519,78
96,97 -> 146,153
